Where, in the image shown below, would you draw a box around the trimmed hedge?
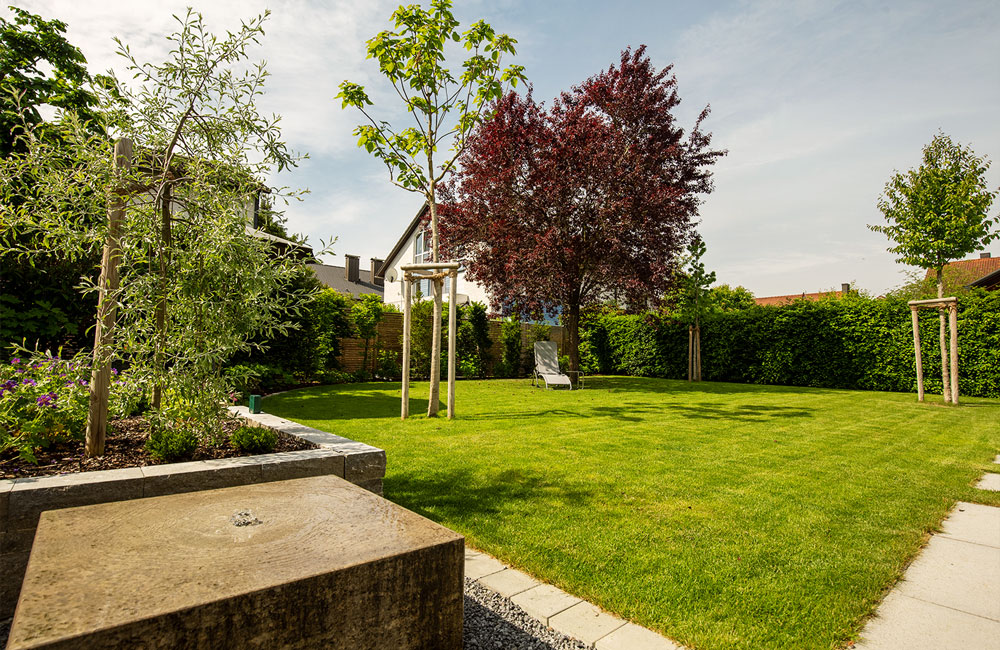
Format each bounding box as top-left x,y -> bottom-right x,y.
580,291 -> 1000,398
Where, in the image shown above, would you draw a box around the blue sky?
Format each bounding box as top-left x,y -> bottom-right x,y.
13,0 -> 1000,296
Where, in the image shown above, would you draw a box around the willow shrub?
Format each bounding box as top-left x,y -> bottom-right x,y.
580,291 -> 1000,398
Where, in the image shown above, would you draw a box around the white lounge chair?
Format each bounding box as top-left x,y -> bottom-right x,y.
532,341 -> 573,390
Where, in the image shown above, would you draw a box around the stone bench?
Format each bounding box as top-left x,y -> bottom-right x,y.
6,475 -> 464,649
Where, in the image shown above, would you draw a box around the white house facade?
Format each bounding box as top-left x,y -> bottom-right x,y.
378,203 -> 492,310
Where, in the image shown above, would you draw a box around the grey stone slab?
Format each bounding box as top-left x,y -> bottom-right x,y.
510,584 -> 581,625
0,526 -> 35,556
1,551 -> 31,618
343,449 -> 387,483
465,552 -> 507,580
976,473 -> 1000,492
939,502 -> 1000,548
0,479 -> 13,527
478,568 -> 540,597
352,479 -> 383,496
994,454 -> 1000,465
259,449 -> 345,481
856,591 -> 1000,650
594,622 -> 682,650
896,535 -> 1000,621
8,468 -> 144,529
141,457 -> 262,498
549,601 -> 627,646
7,475 -> 465,650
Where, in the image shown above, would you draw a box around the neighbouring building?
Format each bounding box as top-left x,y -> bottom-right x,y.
754,283 -> 853,306
925,252 -> 1000,292
376,203 -> 490,310
309,254 -> 384,299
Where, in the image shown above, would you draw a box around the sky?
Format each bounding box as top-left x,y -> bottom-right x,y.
10,0 -> 1000,297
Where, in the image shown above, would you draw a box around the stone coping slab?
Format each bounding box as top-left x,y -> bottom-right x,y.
464,546 -> 685,649
8,475 -> 464,650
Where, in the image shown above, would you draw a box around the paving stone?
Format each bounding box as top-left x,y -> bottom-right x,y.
976,473 -> 1000,492
549,601 -> 627,646
259,449 -> 345,481
856,591 -> 1000,650
939,502 -> 1000,548
478,567 -> 540,597
510,584 -> 581,625
594,622 -> 682,650
896,535 -> 1000,621
464,552 -> 507,580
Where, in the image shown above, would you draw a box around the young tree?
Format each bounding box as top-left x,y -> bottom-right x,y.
2,10 -> 312,456
870,132 -> 998,400
710,284 -> 756,312
440,47 -> 725,372
336,0 -> 523,416
352,293 -> 387,377
675,236 -> 716,382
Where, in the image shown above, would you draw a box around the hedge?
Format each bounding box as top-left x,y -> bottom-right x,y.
579,291 -> 1000,398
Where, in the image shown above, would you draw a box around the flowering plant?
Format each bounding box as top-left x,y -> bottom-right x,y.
0,348 -> 136,463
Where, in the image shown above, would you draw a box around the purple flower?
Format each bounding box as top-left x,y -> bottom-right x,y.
36,392 -> 57,407
23,378 -> 36,387
111,368 -> 119,376
11,358 -> 20,364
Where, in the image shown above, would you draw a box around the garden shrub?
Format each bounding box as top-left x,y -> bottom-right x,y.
146,426 -> 199,462
496,316 -> 523,378
579,290 -> 1000,398
229,425 -> 278,454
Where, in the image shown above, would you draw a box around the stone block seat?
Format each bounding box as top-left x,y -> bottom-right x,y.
6,475 -> 464,650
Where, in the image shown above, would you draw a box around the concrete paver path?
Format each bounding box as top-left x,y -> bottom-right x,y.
465,548 -> 684,649
856,501 -> 1000,650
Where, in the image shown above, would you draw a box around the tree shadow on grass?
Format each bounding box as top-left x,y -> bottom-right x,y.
588,375 -> 849,398
386,467 -> 596,524
266,389 -> 428,421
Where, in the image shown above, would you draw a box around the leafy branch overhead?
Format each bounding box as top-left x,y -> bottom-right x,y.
336,0 -> 525,193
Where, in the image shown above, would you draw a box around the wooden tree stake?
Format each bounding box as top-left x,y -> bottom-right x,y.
447,270 -> 457,419
401,274 -> 412,420
86,138 -> 132,457
910,307 -> 924,402
949,304 -> 959,404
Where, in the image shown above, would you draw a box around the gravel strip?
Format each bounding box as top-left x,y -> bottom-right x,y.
464,578 -> 590,650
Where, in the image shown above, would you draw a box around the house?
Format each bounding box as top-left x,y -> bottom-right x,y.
924,253 -> 1000,292
754,283 -> 852,306
308,254 -> 384,299
376,203 -> 490,309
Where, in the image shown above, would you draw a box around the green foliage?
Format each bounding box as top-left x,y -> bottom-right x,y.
336,0 -> 524,194
145,425 -> 198,462
673,236 -> 716,326
580,292 -> 1000,398
374,349 -> 402,381
710,284 -> 756,312
352,292 -> 388,377
406,298 -> 438,379
229,425 -> 278,454
521,321 -> 550,376
496,316 -> 523,378
870,132 -> 998,285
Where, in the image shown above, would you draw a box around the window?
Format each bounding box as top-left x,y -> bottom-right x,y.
413,227 -> 453,297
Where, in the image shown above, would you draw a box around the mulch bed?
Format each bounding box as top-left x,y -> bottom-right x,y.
0,416 -> 315,480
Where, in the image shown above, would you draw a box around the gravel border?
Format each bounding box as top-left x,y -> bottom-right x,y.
464,578 -> 589,650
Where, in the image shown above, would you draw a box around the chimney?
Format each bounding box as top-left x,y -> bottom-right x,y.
841,283 -> 851,294
981,252 -> 992,259
371,258 -> 385,287
345,254 -> 360,283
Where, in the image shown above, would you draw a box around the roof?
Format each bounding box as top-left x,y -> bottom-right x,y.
754,290 -> 845,306
970,267 -> 1000,290
924,255 -> 1000,287
377,202 -> 430,278
307,263 -> 383,299
246,226 -> 314,260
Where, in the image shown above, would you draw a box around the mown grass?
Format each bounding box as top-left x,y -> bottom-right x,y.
265,377 -> 1000,650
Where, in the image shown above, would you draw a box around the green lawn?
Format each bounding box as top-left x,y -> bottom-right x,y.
265,377 -> 1000,650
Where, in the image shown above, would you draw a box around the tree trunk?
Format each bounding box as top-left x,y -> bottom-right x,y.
152,182 -> 171,410
694,322 -> 702,382
937,268 -> 951,402
565,301 -> 581,377
86,138 -> 132,458
427,196 -> 441,416
687,326 -> 693,382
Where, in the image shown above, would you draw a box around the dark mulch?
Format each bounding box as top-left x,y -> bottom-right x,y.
0,416 -> 315,480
